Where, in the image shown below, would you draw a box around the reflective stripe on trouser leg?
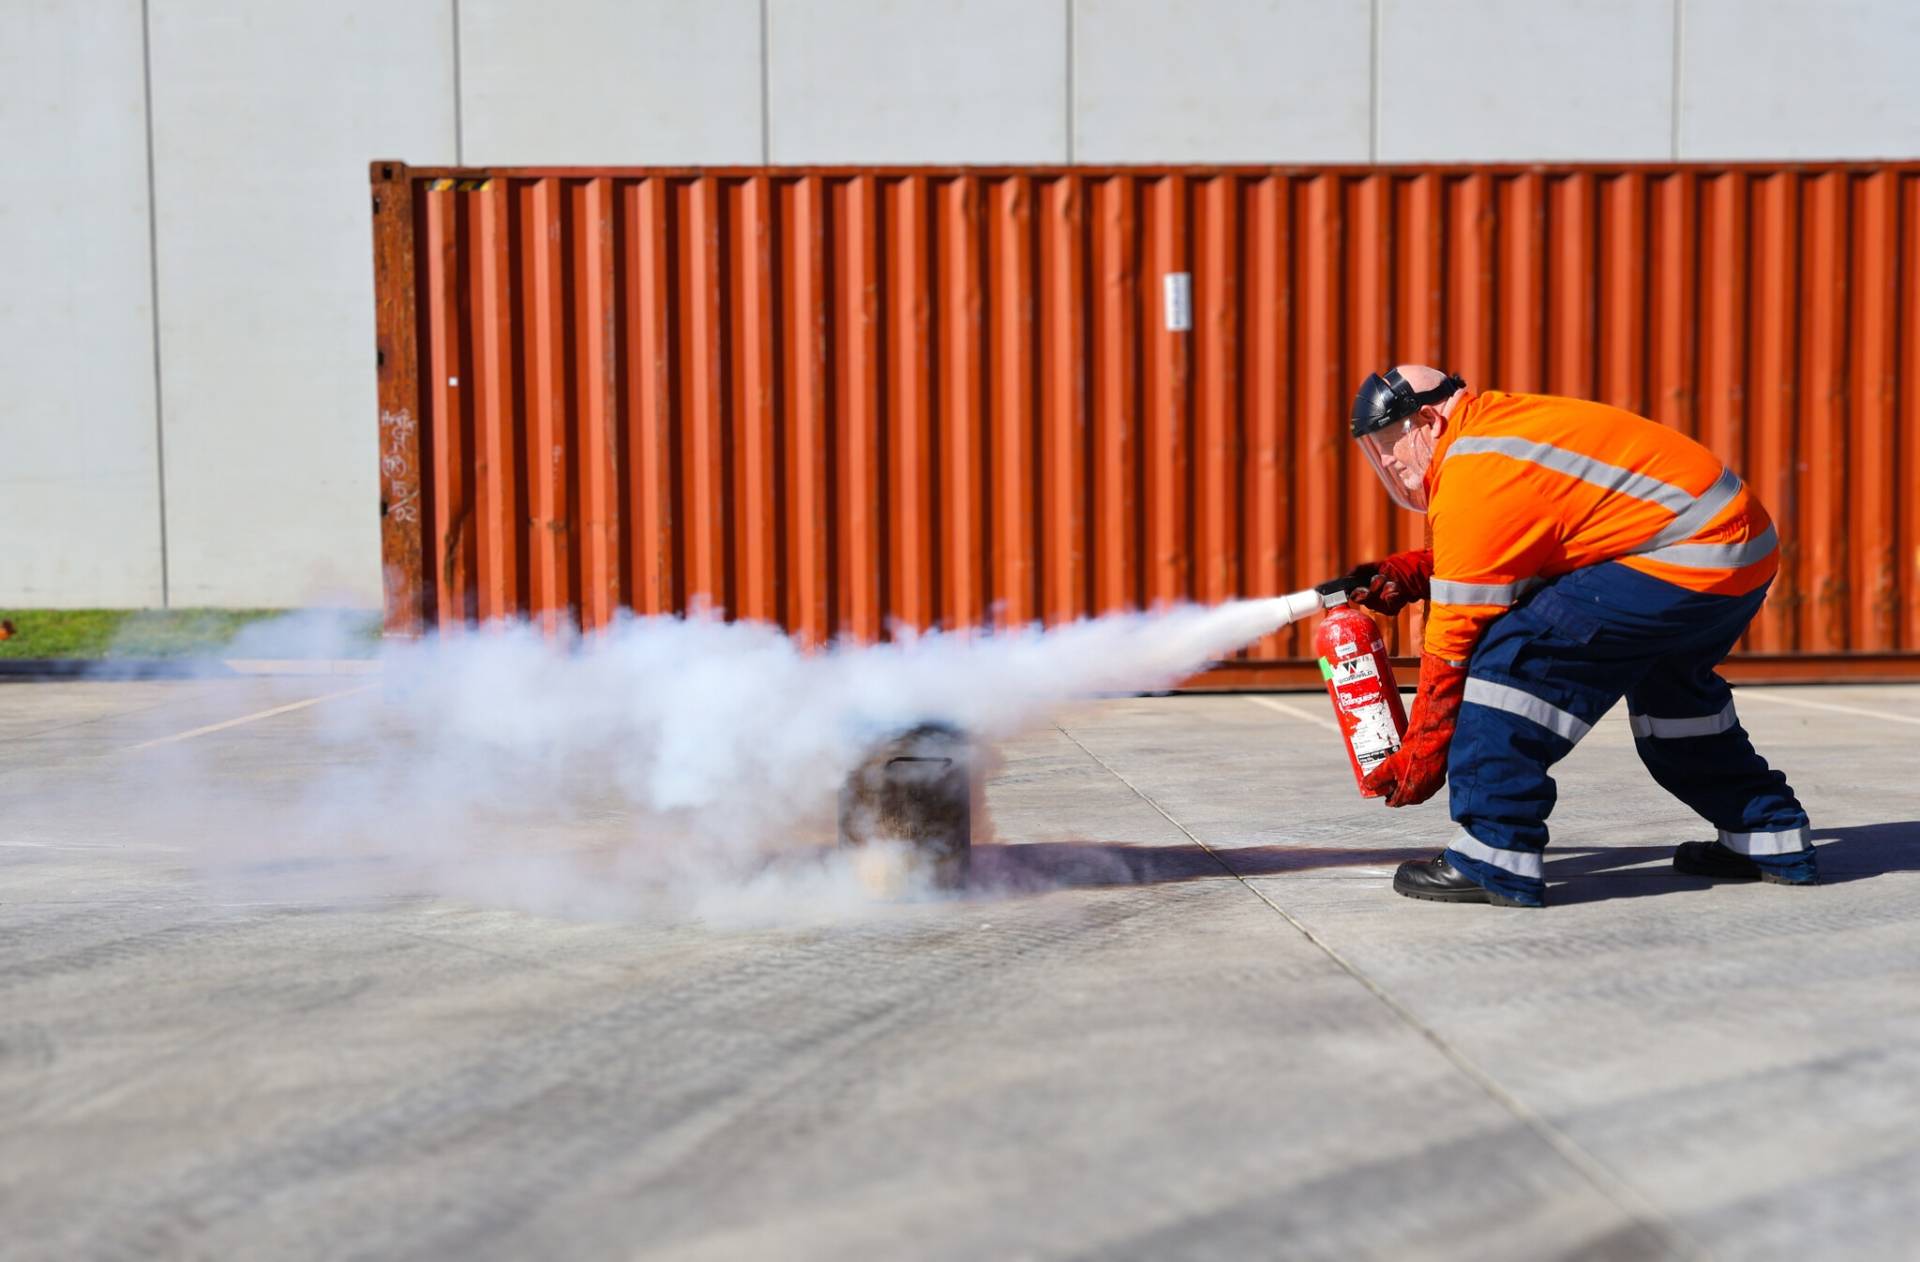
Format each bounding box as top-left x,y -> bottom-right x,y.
1464,678 -> 1593,744
1719,825 -> 1811,856
1446,602 -> 1625,906
1445,693 -> 1573,907
1718,823 -> 1817,882
1619,586 -> 1813,878
1627,699 -> 1738,739
1448,829 -> 1543,881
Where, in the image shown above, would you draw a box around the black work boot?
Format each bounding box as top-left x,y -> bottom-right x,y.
1673,840 -> 1819,885
1393,854 -> 1532,907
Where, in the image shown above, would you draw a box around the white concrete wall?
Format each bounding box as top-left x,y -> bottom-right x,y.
1074,0 -> 1370,162
768,0 -> 1066,162
0,0 -> 164,607
147,0 -> 454,608
460,0 -> 762,164
4,0 -> 1918,610
1377,0 -> 1675,162
1679,0 -> 1920,159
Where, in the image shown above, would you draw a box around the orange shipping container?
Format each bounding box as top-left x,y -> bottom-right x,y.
371,161 -> 1920,686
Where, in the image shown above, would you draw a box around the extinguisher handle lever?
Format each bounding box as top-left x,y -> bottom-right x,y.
1317,564 -> 1378,600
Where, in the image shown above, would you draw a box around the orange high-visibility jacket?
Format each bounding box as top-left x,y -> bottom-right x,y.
1423,390 -> 1778,663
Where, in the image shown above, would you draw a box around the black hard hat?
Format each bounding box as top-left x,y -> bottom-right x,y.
1350,369 -> 1466,438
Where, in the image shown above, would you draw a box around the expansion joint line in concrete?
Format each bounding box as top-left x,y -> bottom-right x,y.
381,925 -> 608,984
124,684 -> 374,752
1244,694 -> 1340,733
1737,688 -> 1920,727
1051,720 -> 1707,1260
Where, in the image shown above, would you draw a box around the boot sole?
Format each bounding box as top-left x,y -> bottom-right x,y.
1673,864 -> 1761,882
1394,882 -> 1532,908
1672,862 -> 1819,886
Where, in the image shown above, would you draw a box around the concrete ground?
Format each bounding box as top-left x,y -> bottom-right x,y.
2,676 -> 1918,1261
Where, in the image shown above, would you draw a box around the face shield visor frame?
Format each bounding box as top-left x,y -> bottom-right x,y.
1355,420 -> 1433,513
1349,369 -> 1465,513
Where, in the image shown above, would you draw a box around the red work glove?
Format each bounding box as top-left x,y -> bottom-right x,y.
1362,653 -> 1466,807
1336,549 -> 1433,615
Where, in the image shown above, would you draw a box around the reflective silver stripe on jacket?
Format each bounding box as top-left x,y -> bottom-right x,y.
1627,700 -> 1738,739
1635,466 -> 1744,553
1718,825 -> 1811,856
1447,829 -> 1544,880
1445,437 -> 1764,568
1430,577 -> 1541,607
1464,678 -> 1592,743
1638,522 -> 1778,570
1446,436 -> 1697,511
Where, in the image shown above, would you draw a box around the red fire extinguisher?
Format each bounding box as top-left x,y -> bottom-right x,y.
1312,581 -> 1410,796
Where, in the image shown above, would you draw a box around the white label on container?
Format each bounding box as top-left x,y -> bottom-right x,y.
1163,272 -> 1192,332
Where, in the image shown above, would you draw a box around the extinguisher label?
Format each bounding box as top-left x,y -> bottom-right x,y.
1349,701 -> 1402,771
1329,655 -> 1378,687
1327,653 -> 1402,773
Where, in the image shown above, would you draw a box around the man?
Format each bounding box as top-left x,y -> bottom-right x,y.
1341,366 -> 1817,908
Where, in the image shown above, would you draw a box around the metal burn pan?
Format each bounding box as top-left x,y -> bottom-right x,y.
838,722 -> 972,894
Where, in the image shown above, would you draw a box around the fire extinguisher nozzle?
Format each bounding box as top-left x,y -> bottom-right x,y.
1270,589 -> 1324,628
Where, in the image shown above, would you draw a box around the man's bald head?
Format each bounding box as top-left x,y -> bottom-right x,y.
1392,364 -> 1450,393
1393,364 -> 1465,418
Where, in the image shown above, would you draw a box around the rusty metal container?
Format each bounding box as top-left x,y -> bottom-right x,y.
837,723 -> 972,893
371,160 -> 1920,686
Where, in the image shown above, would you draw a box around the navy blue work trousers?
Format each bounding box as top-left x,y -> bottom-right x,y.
1441,562 -> 1814,905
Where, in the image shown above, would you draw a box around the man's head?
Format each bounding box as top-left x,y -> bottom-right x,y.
1350,364 -> 1467,512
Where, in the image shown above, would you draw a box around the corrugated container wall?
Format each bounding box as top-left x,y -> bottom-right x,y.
371,162 -> 1920,685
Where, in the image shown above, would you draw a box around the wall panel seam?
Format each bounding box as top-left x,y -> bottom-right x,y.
1065,0 -> 1075,164
759,0 -> 771,164
451,0 -> 464,164
140,0 -> 170,607
1669,0 -> 1683,161
1369,0 -> 1382,163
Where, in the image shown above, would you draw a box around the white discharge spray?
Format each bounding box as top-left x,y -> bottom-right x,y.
50,592 -> 1327,923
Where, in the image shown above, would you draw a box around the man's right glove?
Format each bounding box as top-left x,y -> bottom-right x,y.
1361,653 -> 1466,807
1336,549 -> 1433,615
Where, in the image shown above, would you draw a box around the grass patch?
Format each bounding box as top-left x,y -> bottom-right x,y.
0,609 -> 382,659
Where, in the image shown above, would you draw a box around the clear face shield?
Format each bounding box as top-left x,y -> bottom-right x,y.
1355,419 -> 1435,513
1349,369 -> 1465,514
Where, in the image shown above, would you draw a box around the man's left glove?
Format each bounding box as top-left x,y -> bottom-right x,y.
1362,653 -> 1467,807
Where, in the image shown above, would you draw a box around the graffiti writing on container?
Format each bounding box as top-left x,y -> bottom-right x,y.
381,408 -> 420,525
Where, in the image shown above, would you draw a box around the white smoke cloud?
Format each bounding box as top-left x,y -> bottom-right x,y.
51,597 -> 1311,925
